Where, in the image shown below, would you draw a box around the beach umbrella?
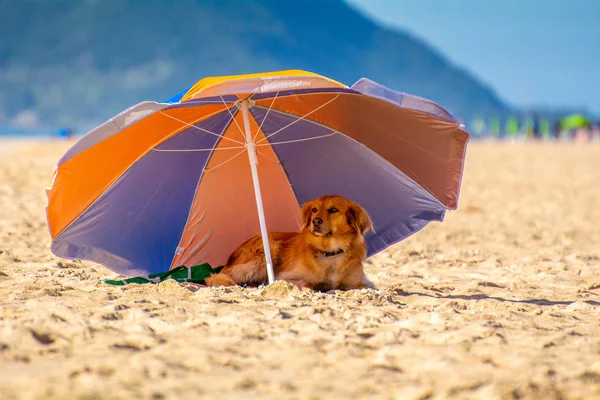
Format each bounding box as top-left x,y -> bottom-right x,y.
46,70 -> 469,282
489,117 -> 501,137
521,116 -> 534,138
505,116 -> 519,137
540,118 -> 550,138
470,116 -> 485,137
559,114 -> 590,131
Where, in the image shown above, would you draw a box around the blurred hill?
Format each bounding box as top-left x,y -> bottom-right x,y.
0,0 -> 509,129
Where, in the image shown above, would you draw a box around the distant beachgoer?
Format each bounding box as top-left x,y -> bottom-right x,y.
592,121 -> 600,142
552,121 -> 561,139
531,115 -> 541,139
57,127 -> 74,139
591,121 -> 598,137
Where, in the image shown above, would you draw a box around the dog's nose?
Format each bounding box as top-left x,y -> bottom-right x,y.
312,217 -> 323,226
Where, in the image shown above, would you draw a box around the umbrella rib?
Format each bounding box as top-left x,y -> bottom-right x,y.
159,109 -> 245,145
220,95 -> 245,142
255,94 -> 340,144
253,91 -> 279,142
171,98 -> 233,105
203,149 -> 247,172
152,145 -> 246,152
255,148 -> 280,165
255,131 -> 337,146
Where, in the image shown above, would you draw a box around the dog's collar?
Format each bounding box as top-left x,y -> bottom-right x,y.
321,248 -> 344,257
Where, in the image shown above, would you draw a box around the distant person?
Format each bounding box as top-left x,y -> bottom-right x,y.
552,121 -> 562,140
531,115 -> 541,139
592,121 -> 600,142
57,127 -> 74,140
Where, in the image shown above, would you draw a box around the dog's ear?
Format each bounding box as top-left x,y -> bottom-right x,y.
346,203 -> 373,236
301,201 -> 315,230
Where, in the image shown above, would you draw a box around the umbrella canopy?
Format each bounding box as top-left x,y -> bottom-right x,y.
505,116 -> 519,136
559,114 -> 590,131
46,70 -> 469,279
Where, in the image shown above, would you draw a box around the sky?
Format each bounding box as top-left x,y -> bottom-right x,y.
346,0 -> 600,115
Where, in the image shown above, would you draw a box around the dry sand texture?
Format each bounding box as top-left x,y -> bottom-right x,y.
1,139 -> 599,399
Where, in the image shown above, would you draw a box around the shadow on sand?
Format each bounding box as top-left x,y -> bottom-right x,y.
394,290 -> 600,307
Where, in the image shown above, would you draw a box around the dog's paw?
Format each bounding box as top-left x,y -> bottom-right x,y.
363,276 -> 377,290
282,278 -> 313,291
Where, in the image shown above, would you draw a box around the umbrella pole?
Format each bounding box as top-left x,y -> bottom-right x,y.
239,99 -> 275,284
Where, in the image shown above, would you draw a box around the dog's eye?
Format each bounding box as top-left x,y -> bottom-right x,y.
328,208 -> 338,213
311,208 -> 317,213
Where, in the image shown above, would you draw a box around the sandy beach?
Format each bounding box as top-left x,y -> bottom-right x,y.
1,138 -> 599,399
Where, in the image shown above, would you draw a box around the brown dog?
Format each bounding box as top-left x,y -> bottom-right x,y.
205,195 -> 374,291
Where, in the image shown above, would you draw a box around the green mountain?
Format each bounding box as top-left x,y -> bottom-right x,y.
0,0 -> 509,129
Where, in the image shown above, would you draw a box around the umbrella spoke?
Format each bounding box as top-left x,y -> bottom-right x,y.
159,109 -> 245,145
256,131 -> 337,146
203,149 -> 246,172
255,148 -> 281,165
253,91 -> 280,142
255,94 -> 340,144
220,95 -> 245,142
152,145 -> 246,152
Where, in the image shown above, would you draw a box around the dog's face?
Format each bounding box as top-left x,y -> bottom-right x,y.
301,195 -> 373,237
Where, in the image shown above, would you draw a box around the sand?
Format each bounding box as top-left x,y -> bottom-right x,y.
1,138 -> 599,400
